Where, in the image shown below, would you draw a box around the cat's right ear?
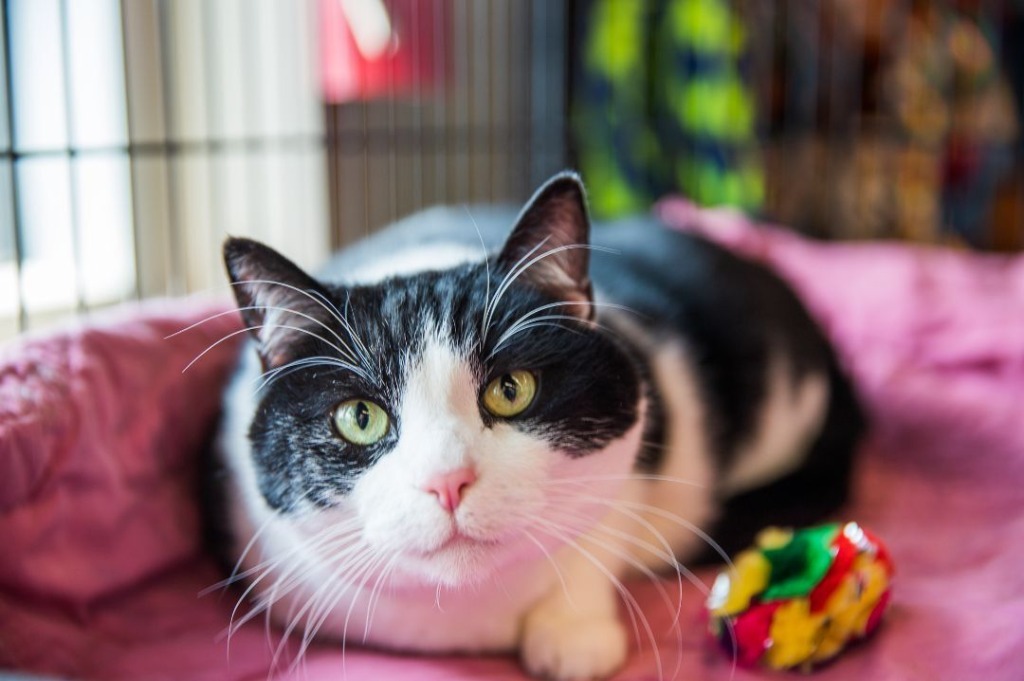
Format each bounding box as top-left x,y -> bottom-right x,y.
498,171 -> 594,320
223,237 -> 331,369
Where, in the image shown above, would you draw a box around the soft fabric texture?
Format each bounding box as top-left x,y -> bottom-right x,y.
3,204 -> 1023,680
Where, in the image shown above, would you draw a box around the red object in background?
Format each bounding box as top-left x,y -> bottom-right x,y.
319,0 -> 448,102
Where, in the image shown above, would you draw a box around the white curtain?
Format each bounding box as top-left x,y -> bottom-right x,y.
0,0 -> 328,337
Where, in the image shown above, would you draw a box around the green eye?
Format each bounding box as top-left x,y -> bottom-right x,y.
483,370 -> 537,418
333,399 -> 390,445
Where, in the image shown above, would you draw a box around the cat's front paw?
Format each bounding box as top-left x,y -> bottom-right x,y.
520,608 -> 628,680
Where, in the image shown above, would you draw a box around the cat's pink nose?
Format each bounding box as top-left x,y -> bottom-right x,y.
423,467 -> 477,513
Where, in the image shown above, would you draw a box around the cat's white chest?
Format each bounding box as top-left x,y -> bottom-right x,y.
306,563 -> 554,652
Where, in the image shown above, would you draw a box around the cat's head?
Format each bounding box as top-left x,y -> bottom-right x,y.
223,173 -> 645,587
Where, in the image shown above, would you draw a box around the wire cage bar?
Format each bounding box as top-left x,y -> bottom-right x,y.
0,0 -> 1021,342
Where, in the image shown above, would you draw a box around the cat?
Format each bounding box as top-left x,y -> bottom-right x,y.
207,172 -> 864,680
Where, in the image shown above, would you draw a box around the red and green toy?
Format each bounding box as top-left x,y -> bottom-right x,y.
706,522 -> 893,670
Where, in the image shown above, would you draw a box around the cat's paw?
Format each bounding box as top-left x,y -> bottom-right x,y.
520,608 -> 628,680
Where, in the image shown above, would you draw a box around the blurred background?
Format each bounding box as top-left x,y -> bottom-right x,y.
1,0 -> 1022,339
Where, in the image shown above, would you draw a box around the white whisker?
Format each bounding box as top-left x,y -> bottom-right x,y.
463,205 -> 494,346
531,518 -> 664,681
495,299 -> 638,347
179,326 -> 263,374
488,315 -> 634,360
232,278 -> 350,342
545,508 -> 685,680
485,242 -> 620,341
280,543 -> 381,676
607,498 -> 734,570
331,290 -> 378,380
545,508 -> 685,615
255,356 -> 369,393
547,484 -> 733,572
165,306 -> 254,339
169,303 -> 360,367
293,538 -> 386,660
544,473 -> 706,490
363,552 -> 402,642
547,504 -> 688,615
224,522 -> 363,648
521,528 -> 577,612
202,513 -> 280,599
168,278 -> 380,382
179,322 -> 357,377
482,235 -> 551,343
339,549 -> 393,679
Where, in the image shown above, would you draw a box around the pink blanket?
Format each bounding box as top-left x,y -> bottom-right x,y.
3,204 -> 1023,680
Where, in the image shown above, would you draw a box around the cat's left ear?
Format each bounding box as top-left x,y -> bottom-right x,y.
498,171 -> 594,320
223,237 -> 333,369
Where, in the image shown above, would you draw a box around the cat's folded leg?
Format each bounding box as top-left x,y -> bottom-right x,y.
519,534 -> 631,681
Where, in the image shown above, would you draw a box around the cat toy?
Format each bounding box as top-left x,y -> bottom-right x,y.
706,522 -> 893,671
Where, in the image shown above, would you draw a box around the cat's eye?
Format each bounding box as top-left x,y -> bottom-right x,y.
482,370 -> 537,418
333,399 -> 390,445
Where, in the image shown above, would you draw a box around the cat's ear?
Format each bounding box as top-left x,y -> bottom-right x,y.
223,237 -> 332,369
498,171 -> 594,320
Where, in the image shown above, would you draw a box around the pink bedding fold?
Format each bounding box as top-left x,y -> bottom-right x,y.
2,206 -> 1022,680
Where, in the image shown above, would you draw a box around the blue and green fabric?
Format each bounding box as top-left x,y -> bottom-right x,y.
573,0 -> 763,219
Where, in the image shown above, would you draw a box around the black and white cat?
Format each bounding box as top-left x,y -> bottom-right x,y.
209,173 -> 864,680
